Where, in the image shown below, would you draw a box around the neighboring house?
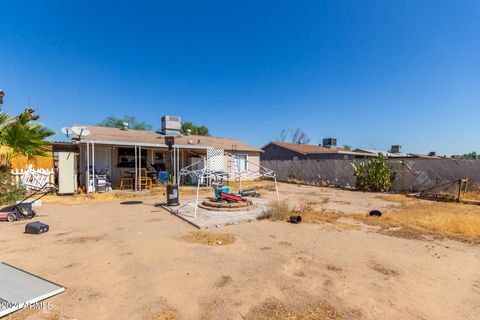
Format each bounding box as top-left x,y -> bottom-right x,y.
261,141 -> 373,160
55,117 -> 262,191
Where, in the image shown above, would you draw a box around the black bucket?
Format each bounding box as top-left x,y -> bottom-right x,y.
166,184 -> 179,206
289,215 -> 302,224
369,210 -> 382,217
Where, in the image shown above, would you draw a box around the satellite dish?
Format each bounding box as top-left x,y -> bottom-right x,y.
71,126 -> 91,138
71,126 -> 82,136
61,127 -> 71,137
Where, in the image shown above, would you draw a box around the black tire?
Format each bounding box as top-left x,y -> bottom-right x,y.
7,213 -> 16,222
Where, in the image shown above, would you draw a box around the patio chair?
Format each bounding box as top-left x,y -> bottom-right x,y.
119,169 -> 133,190
138,168 -> 153,190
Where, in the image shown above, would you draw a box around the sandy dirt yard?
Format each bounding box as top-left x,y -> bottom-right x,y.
1,182 -> 480,319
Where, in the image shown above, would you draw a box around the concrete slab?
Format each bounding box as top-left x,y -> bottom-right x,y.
168,198 -> 268,229
0,262 -> 65,317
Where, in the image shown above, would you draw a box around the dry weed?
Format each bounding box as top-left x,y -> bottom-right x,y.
183,231 -> 235,246
245,298 -> 343,320
153,309 -> 178,320
354,201 -> 480,243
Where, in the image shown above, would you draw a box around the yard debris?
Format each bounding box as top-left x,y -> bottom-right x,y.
183,231 -> 235,246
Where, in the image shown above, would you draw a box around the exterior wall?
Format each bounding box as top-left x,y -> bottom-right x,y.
224,151 -> 261,181
261,144 -> 305,160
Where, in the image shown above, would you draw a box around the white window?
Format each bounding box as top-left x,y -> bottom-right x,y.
234,154 -> 248,172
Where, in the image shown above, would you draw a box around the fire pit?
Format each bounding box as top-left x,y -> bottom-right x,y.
198,198 -> 255,212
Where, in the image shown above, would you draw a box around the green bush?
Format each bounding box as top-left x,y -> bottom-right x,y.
352,154 -> 395,192
0,170 -> 26,205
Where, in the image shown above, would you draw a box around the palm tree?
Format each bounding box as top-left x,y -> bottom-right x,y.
0,108 -> 55,171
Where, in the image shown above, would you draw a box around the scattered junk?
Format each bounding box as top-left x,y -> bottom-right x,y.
289,215 -> 302,223
239,189 -> 258,197
25,221 -> 49,234
0,262 -> 65,318
0,182 -> 56,223
419,178 -> 469,203
369,210 -> 382,217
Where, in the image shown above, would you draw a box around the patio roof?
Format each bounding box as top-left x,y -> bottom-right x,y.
71,125 -> 262,152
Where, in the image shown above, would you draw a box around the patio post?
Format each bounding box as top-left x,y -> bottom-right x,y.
134,145 -> 138,191
86,142 -> 90,194
92,142 -> 95,193
138,145 -> 142,191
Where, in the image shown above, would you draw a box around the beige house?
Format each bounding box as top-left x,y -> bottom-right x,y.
64,124 -> 261,191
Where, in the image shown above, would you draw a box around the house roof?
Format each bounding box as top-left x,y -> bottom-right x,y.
262,142 -> 373,156
70,125 -> 262,152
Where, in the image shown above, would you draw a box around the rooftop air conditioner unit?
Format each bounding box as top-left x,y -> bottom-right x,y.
161,115 -> 181,136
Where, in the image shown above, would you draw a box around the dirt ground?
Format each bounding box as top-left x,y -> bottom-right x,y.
2,182 -> 480,319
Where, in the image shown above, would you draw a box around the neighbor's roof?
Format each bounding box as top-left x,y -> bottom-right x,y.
71,125 -> 262,152
262,142 -> 373,156
353,148 -> 412,158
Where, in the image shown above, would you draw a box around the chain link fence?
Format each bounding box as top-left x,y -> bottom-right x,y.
261,158 -> 480,194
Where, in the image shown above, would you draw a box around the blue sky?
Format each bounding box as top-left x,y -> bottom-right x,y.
1,0 -> 479,155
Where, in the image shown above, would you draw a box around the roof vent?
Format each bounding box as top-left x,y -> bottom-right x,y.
322,138 -> 337,148
185,128 -> 191,136
121,122 -> 129,130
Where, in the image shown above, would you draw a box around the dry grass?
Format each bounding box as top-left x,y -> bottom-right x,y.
183,231 -> 235,246
153,309 -> 179,320
258,201 -> 343,225
375,193 -> 417,205
354,201 -> 480,243
463,191 -> 480,201
245,298 -> 343,320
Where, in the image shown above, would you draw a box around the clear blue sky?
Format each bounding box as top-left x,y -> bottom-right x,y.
1,1 -> 479,155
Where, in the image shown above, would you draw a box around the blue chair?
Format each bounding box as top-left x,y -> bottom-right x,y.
158,171 -> 169,184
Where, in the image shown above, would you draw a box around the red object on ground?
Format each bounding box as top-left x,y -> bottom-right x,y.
219,192 -> 245,202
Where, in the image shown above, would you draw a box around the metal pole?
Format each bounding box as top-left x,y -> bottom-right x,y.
92,142 -> 95,193
194,174 -> 201,219
86,142 -> 90,194
173,147 -> 176,184
177,147 -> 180,184
134,145 -> 137,191
274,176 -> 280,205
139,145 -> 142,191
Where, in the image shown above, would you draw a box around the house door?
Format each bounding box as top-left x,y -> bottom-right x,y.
93,147 -> 111,175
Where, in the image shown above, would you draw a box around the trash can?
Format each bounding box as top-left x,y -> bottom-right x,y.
166,184 -> 179,206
